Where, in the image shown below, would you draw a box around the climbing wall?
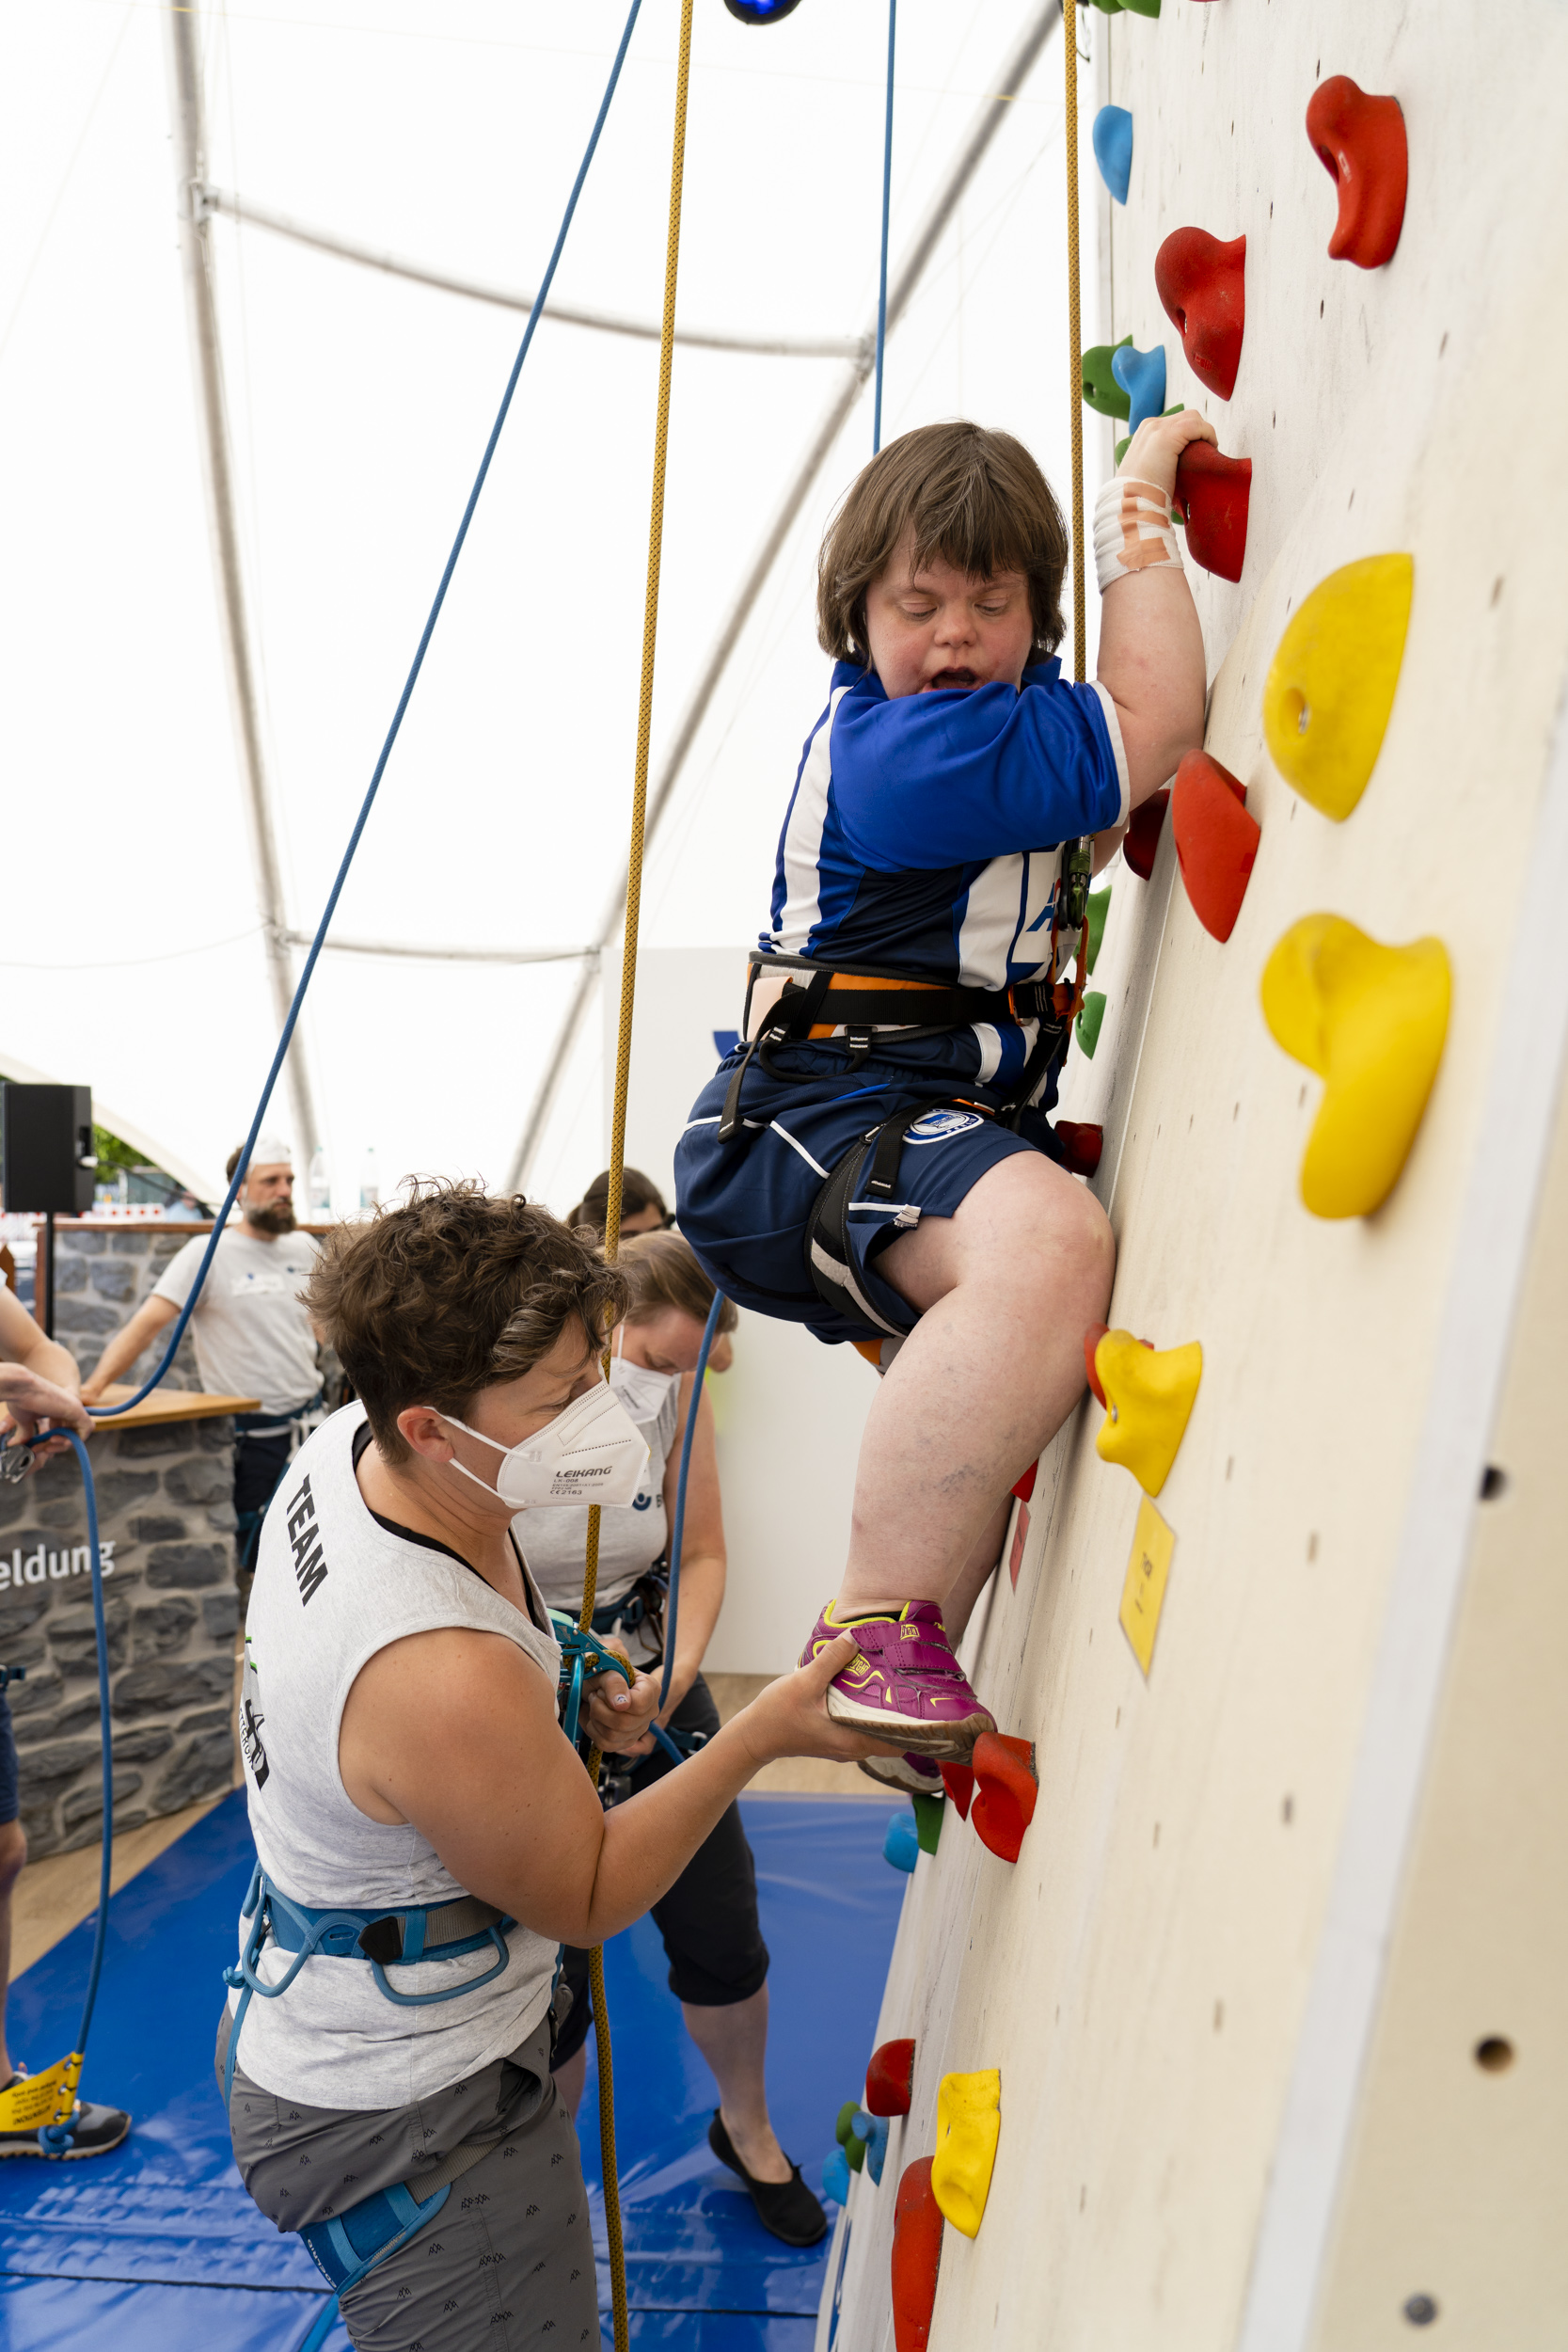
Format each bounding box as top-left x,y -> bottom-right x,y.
819,5 -> 1568,2348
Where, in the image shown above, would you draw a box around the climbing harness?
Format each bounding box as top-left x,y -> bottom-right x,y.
718,834 -> 1096,1335
0,1431 -> 114,2154
221,1869 -> 515,2103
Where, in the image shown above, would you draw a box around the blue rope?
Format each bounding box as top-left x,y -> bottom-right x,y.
658,1289 -> 726,1715
91,0 -> 644,1418
872,0 -> 897,453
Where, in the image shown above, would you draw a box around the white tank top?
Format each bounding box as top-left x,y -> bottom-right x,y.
233,1403 -> 562,2110
519,1354 -> 682,1657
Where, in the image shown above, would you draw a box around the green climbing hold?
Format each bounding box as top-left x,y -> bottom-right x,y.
1089,0 -> 1161,15
1076,992 -> 1107,1059
837,2099 -> 868,2169
1082,338 -> 1132,420
911,1791 -> 944,1856
1086,886 -> 1112,976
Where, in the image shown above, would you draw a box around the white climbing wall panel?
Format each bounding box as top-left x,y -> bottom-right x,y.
821,4 -> 1568,2347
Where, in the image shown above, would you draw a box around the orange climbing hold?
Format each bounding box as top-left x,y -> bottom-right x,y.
1155,227 -> 1245,400
892,2158 -> 944,2352
1261,915 -> 1450,1218
940,1762 -> 974,1818
1093,1329 -> 1203,1498
866,2037 -> 917,2118
970,1733 -> 1037,1865
1171,751 -> 1259,943
1173,444 -> 1252,583
1307,75 -> 1407,270
1124,787 -> 1169,879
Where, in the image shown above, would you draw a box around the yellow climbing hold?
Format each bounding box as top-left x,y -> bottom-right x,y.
930,2068 -> 1001,2239
1094,1330 -> 1203,1498
1261,914 -> 1450,1218
1261,554 -> 1413,819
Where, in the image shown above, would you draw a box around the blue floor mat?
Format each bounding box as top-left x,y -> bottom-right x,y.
0,1788 -> 901,2348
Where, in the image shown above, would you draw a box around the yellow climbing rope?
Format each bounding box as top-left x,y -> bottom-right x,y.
578,8 -> 695,2350
1063,0 -> 1086,683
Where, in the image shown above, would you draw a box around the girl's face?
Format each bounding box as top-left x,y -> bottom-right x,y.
863,530 -> 1036,700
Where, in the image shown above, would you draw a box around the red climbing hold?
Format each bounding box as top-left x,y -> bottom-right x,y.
1010,1461 -> 1037,1505
1171,751 -> 1259,944
940,1763 -> 974,1819
1084,1320 -> 1110,1406
1173,445 -> 1252,584
866,2037 -> 917,2118
892,2158 -> 944,2352
1124,787 -> 1169,880
1306,75 -> 1407,270
1055,1120 -> 1104,1177
970,1732 -> 1038,1865
1155,228 -> 1246,400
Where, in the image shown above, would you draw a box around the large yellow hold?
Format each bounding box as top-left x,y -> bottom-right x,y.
1261,915 -> 1450,1218
1094,1331 -> 1204,1498
930,2068 -> 1001,2239
1262,554 -> 1413,819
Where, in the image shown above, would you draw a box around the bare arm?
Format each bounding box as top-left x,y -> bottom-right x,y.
80,1293 -> 179,1404
0,1288 -> 83,1398
1096,409 -> 1217,806
340,1625 -> 887,1947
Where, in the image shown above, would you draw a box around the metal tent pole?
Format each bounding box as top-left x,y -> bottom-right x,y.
164,1 -> 320,1166
504,0 -> 1063,1195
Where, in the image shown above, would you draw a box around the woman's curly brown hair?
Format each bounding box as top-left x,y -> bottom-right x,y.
306,1178 -> 629,1462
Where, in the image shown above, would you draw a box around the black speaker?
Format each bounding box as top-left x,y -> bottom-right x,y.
1,1085 -> 96,1216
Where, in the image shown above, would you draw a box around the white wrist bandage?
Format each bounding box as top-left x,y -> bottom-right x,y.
1093,473 -> 1182,594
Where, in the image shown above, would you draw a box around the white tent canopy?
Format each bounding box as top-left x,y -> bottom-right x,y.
0,0 -> 1104,1212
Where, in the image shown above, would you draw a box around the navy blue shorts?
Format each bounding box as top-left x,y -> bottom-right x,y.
0,1690 -> 17,1827
674,1043 -> 1058,1346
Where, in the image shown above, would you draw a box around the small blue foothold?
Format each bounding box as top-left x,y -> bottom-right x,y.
1112,342 -> 1167,437
1092,105 -> 1132,205
883,1811 -> 919,1874
865,2114 -> 893,2185
822,2145 -> 852,2204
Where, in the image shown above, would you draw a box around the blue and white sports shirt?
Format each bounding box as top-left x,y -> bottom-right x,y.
758,658 -> 1129,1090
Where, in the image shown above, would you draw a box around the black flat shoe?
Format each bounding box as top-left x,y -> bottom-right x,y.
707,2108 -> 828,2247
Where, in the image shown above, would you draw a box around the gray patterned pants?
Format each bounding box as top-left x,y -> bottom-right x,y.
217,2008 -> 601,2350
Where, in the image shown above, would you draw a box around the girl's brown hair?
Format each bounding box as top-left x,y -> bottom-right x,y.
619,1230 -> 738,1337
816,421 -> 1068,666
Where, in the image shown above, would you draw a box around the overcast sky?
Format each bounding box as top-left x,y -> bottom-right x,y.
0,0 -> 1109,1209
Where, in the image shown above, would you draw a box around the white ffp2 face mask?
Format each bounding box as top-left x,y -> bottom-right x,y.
439,1382 -> 651,1511
610,1342 -> 679,1427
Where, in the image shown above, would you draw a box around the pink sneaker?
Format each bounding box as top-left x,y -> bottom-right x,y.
857,1750 -> 944,1796
802,1601 -> 994,1760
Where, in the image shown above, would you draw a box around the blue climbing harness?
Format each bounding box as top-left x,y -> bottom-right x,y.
222,1862 -> 515,2106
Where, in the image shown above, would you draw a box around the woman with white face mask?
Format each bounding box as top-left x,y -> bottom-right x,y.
522,1230 -> 828,2249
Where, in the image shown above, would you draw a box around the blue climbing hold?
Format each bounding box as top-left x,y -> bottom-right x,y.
883,1811 -> 920,1874
1093,106 -> 1132,205
863,2112 -> 893,2185
823,2143 -> 852,2204
1112,342 -> 1167,437
723,0 -> 803,18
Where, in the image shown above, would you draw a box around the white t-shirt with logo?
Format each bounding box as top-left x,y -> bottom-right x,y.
152,1227 -> 321,1416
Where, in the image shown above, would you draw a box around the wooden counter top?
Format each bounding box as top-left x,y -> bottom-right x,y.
91,1383 -> 261,1429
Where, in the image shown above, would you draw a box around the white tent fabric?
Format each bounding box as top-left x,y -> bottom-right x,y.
0,0 -> 1106,1213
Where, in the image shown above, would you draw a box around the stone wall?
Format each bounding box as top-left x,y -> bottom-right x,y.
1,1223 -> 237,1856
